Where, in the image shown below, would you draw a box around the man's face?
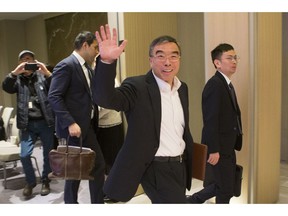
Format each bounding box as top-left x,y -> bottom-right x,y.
19,54 -> 36,76
84,40 -> 99,65
19,54 -> 34,63
214,50 -> 238,78
149,42 -> 180,87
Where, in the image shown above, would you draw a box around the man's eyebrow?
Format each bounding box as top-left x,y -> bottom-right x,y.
155,50 -> 180,55
155,50 -> 164,55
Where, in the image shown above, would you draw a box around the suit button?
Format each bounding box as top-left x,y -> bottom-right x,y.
233,127 -> 237,131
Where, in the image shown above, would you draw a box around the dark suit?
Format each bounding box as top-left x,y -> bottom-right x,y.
48,54 -> 105,203
93,61 -> 194,203
189,71 -> 242,203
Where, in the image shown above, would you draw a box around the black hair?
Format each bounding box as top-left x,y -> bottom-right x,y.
74,31 -> 96,50
211,43 -> 234,62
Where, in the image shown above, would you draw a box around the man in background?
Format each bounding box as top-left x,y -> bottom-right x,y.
187,43 -> 243,204
2,50 -> 55,198
48,31 -> 105,204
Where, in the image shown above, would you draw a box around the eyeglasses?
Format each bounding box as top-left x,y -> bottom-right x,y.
223,55 -> 240,63
152,54 -> 181,62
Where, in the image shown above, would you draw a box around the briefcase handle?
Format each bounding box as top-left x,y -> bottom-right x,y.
65,135 -> 84,153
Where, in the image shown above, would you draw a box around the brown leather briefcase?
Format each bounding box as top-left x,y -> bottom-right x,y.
192,143 -> 208,181
48,136 -> 96,180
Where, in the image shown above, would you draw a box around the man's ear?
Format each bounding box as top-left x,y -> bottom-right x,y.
214,59 -> 221,69
83,41 -> 89,49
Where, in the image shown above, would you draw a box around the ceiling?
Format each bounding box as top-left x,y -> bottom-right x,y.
0,13 -> 43,21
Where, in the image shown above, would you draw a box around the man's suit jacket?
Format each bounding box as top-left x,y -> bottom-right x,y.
48,54 -> 97,139
201,71 -> 242,155
94,61 -> 194,202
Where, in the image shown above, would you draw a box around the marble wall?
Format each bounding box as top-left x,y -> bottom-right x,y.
45,12 -> 107,67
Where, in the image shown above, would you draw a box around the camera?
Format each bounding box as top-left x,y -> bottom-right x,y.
24,63 -> 39,71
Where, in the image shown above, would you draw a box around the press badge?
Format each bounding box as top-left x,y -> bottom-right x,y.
28,101 -> 33,109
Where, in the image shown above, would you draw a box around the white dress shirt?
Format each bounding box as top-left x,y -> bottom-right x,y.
152,72 -> 185,157
72,51 -> 93,118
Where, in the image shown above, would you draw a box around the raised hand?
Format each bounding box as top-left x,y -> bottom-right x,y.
95,24 -> 127,64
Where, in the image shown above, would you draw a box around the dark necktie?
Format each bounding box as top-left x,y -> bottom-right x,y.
229,82 -> 237,109
229,82 -> 243,135
84,62 -> 95,119
84,62 -> 93,81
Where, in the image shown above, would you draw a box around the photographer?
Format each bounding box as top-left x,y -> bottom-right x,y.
2,50 -> 55,198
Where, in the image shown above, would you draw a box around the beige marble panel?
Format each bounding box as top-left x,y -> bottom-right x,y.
45,12 -> 107,67
254,12 -> 282,203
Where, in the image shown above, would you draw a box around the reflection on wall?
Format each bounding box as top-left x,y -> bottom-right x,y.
45,12 -> 107,67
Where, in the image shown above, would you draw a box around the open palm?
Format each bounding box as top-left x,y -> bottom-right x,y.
95,24 -> 127,63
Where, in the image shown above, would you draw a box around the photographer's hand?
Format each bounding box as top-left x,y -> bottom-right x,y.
35,60 -> 52,77
10,62 -> 27,77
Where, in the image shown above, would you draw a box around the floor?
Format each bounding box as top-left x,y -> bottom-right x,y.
0,145 -> 287,204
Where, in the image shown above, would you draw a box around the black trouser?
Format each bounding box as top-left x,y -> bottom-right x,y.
141,159 -> 188,203
64,124 -> 105,204
188,152 -> 236,204
97,123 -> 124,175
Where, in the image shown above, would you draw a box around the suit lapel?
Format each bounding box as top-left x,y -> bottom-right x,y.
146,71 -> 161,141
178,84 -> 189,126
71,55 -> 91,95
216,71 -> 239,112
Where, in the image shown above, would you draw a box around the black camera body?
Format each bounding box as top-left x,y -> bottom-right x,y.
24,63 -> 39,71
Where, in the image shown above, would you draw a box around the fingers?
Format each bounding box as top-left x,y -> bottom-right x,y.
119,39 -> 128,50
95,24 -> 127,63
95,26 -> 105,43
207,153 -> 220,165
100,25 -> 108,40
112,27 -> 117,42
95,31 -> 101,43
105,24 -> 111,40
68,123 -> 81,137
96,24 -> 115,42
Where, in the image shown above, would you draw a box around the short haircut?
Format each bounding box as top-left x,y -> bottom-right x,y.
18,50 -> 35,60
211,43 -> 234,62
149,35 -> 181,57
74,31 -> 96,50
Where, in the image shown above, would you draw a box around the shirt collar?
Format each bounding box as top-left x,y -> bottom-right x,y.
73,51 -> 85,66
152,71 -> 182,93
218,70 -> 231,85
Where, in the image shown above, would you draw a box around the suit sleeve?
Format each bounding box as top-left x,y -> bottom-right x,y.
93,60 -> 135,112
48,62 -> 75,129
201,79 -> 221,153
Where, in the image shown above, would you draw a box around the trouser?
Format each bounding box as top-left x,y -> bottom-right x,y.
64,124 -> 105,204
20,119 -> 54,185
188,153 -> 236,204
97,123 -> 124,175
141,159 -> 188,203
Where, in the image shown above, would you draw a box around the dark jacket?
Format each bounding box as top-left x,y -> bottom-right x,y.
2,72 -> 55,129
93,61 -> 194,202
48,54 -> 98,139
201,71 -> 242,155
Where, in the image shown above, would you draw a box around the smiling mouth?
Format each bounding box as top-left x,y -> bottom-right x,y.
163,69 -> 173,73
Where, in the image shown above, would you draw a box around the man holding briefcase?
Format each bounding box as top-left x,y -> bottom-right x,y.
187,43 -> 243,204
48,31 -> 105,204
